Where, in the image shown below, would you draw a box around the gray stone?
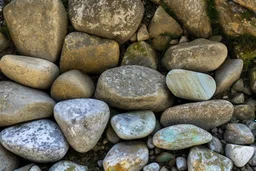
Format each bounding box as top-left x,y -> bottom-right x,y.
160,100 -> 234,130
232,79 -> 244,92
143,163 -> 160,171
111,110 -> 156,140
207,136 -> 224,154
231,93 -> 245,104
153,124 -> 212,150
103,142 -> 149,171
14,164 -> 41,171
0,81 -> 55,126
137,24 -> 149,41
234,105 -> 255,120
49,161 -> 88,171
3,0 -> 67,62
54,99 -> 110,153
162,39 -> 228,72
249,144 -> 256,166
179,36 -> 189,44
0,119 -> 69,163
0,33 -> 9,52
160,167 -> 168,171
147,136 -> 155,149
166,69 -> 216,101
69,0 -> 144,44
0,144 -> 19,171
176,157 -> 187,171
95,65 -> 174,112
106,126 -> 120,144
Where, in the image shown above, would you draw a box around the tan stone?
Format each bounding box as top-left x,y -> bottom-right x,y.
151,36 -> 171,51
1,55 -> 59,89
51,70 -> 95,101
137,24 -> 149,41
60,32 -> 119,74
4,0 -> 68,62
233,0 -> 256,11
0,33 -> 10,52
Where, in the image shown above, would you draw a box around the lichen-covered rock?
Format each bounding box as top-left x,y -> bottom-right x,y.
0,81 -> 55,126
0,144 -> 19,171
0,119 -> 69,163
162,0 -> 211,37
153,124 -> 212,150
1,55 -> 59,89
162,39 -> 227,72
160,100 -> 234,130
54,99 -> 110,153
60,32 -> 119,74
95,65 -> 174,112
3,0 -> 67,62
68,0 -> 144,44
103,142 -> 149,171
121,41 -> 157,69
0,33 -> 9,52
49,161 -> 88,171
50,70 -> 95,101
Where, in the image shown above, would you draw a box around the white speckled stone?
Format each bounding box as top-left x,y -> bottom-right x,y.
166,69 -> 216,101
0,119 -> 69,163
111,110 -> 156,140
49,161 -> 88,171
0,144 -> 19,171
143,162 -> 160,171
225,144 -> 254,167
54,99 -> 110,153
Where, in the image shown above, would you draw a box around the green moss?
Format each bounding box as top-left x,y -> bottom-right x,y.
206,0 -> 222,36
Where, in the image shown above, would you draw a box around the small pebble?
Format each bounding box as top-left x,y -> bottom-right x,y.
179,36 -> 188,43
208,136 -> 224,154
160,166 -> 169,171
97,160 -> 103,168
176,157 -> 187,171
231,93 -> 245,104
147,136 -> 155,149
156,152 -> 175,163
143,163 -> 160,171
232,79 -> 244,92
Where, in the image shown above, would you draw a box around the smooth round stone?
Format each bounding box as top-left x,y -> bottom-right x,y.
54,99 -> 110,153
224,123 -> 254,144
153,124 -> 212,150
95,65 -> 174,112
0,81 -> 55,127
0,119 -> 69,163
225,144 -> 254,167
0,144 -> 19,171
207,136 -> 224,154
111,110 -> 156,140
166,69 -> 216,101
50,70 -> 95,101
1,55 -> 59,89
103,142 -> 149,171
69,0 -> 144,44
14,164 -> 41,171
143,162 -> 160,171
160,100 -> 234,130
176,157 -> 187,171
49,161 -> 88,171
0,32 -> 10,52
188,146 -> 233,171
234,104 -> 255,120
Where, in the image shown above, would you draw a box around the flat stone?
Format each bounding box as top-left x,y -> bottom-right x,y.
160,100 -> 234,130
3,0 -> 67,62
143,163 -> 160,171
0,81 -> 55,126
0,32 -> 9,52
225,144 -> 254,167
60,32 -> 119,74
121,41 -> 157,69
54,99 -> 110,153
137,24 -> 149,41
224,123 -> 254,144
1,55 -> 59,89
14,164 -> 41,171
0,144 -> 19,171
166,69 -> 216,101
162,39 -> 228,72
0,119 -> 69,163
95,65 -> 174,112
162,0 -> 211,37
215,59 -> 243,94
233,0 -> 256,11
153,124 -> 212,150
103,142 -> 149,171
234,104 -> 255,120
50,70 -> 95,101
188,146 -> 233,171
111,110 -> 156,140
208,136 -> 224,154
148,6 -> 182,39
69,0 -> 144,44
49,161 -> 88,171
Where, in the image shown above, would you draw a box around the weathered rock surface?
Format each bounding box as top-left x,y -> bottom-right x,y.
49,161 -> 88,171
103,142 -> 149,171
50,70 -> 95,101
153,124 -> 212,150
0,81 -> 55,126
1,55 -> 59,89
160,100 -> 234,130
69,0 -> 144,44
0,119 -> 69,163
3,0 -> 67,62
0,33 -> 9,52
111,110 -> 156,140
137,24 -> 149,41
166,69 -> 216,101
14,164 -> 41,171
54,99 -> 110,153
0,144 -> 19,171
162,0 -> 211,37
233,0 -> 256,11
60,32 -> 119,74
234,104 -> 255,120
162,39 -> 228,72
95,65 -> 174,112
188,146 -> 233,171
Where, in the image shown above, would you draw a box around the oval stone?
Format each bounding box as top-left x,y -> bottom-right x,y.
166,69 -> 216,101
49,161 -> 88,171
160,100 -> 234,130
153,124 -> 212,150
111,110 -> 156,140
95,65 -> 174,112
0,119 -> 69,163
